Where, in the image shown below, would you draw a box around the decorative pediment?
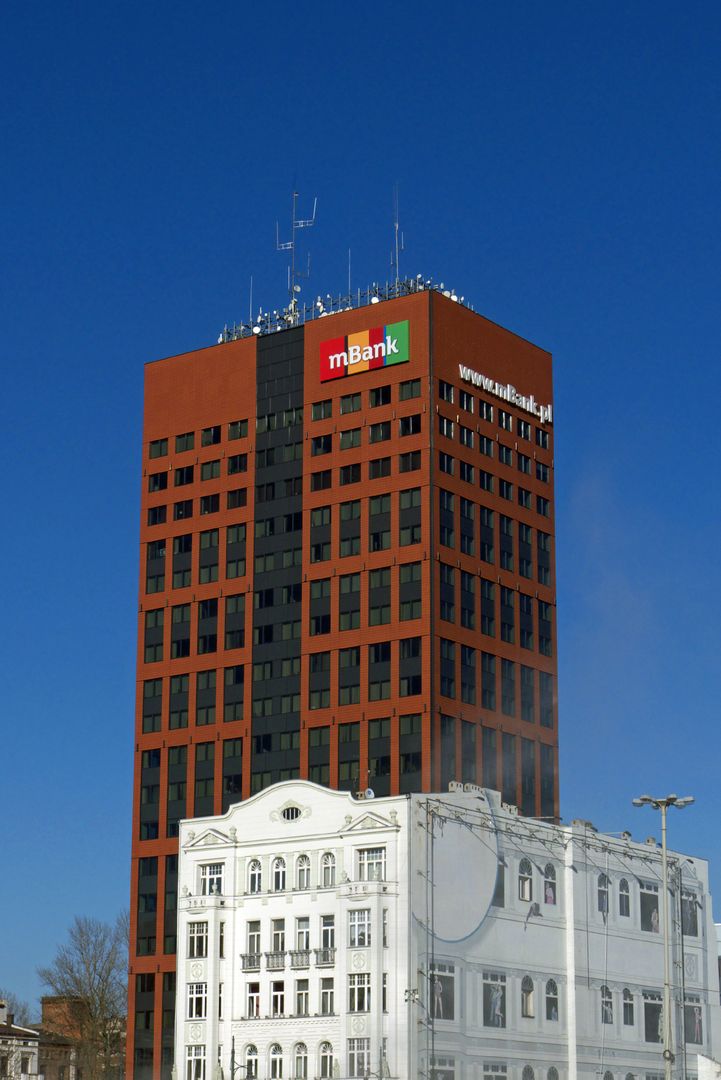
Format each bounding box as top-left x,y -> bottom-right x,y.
184,827 -> 232,849
341,811 -> 397,834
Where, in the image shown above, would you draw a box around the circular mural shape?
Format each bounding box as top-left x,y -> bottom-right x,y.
429,812 -> 500,941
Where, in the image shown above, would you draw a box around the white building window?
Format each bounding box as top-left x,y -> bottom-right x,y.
321,852 -> 336,887
357,847 -> 385,881
640,883 -> 660,933
321,978 -> 334,1015
518,859 -> 533,901
187,982 -> 207,1019
321,915 -> 335,949
623,988 -> 634,1025
199,863 -> 223,895
319,1042 -> 334,1079
295,979 -> 309,1016
186,1045 -> 206,1080
296,916 -> 310,950
521,976 -> 535,1018
188,921 -> 208,958
349,909 -> 371,947
543,864 -> 556,905
245,1046 -> 258,1079
247,920 -> 260,955
271,981 -> 285,1017
601,985 -> 613,1025
483,1064 -> 506,1080
247,982 -> 260,1018
296,854 -> 311,890
248,859 -> 262,893
545,979 -> 558,1021
522,1068 -> 535,1080
273,857 -> 287,891
619,878 -> 630,917
483,972 -> 506,1028
598,874 -> 609,916
272,918 -> 285,951
348,972 -> 371,1012
294,1043 -> 308,1080
270,1044 -> 283,1079
348,1038 -> 370,1078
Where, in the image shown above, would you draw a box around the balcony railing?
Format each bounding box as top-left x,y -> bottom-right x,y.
240,953 -> 261,971
290,949 -> 311,968
314,947 -> 336,966
265,950 -> 286,970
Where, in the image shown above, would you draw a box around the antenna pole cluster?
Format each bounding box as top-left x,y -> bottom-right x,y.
276,191 -> 317,323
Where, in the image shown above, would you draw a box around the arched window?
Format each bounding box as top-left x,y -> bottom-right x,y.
273,857 -> 286,891
601,985 -> 613,1025
270,1045 -> 283,1080
294,1043 -> 308,1080
603,1072 -> 613,1080
522,1068 -> 535,1080
546,979 -> 559,1021
319,1043 -> 334,1079
321,852 -> 336,888
519,858 -> 533,901
521,976 -> 535,1018
548,1069 -> 559,1080
245,1046 -> 258,1080
248,859 -> 262,894
296,854 -> 311,890
623,988 -> 634,1025
544,863 -> 557,905
619,878 -> 630,917
598,874 -> 609,916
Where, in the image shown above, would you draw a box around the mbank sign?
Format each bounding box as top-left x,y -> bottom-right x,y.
320,320 -> 409,382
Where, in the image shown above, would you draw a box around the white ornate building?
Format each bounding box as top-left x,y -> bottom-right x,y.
174,782 -> 720,1080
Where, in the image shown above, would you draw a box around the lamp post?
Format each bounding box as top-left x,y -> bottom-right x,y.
632,794 -> 695,1080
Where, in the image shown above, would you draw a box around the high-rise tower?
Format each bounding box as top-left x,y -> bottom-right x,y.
128,286 -> 557,1078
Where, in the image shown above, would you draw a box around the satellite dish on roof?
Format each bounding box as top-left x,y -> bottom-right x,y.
365,788 -> 375,800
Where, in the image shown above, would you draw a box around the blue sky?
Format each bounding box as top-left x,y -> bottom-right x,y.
2,1 -> 720,1009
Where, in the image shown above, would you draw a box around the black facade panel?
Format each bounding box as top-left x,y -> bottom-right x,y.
251,328 -> 304,789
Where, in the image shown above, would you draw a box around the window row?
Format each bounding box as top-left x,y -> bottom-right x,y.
311,379 -> 421,420
438,566 -> 553,653
146,488 -> 247,526
438,420 -> 551,479
186,1040 -> 335,1080
144,526 -> 247,593
188,849 -> 386,898
310,449 -> 425,491
148,420 -> 248,460
437,379 -> 550,448
310,414 -> 421,457
147,453 -> 250,492
438,490 -> 552,570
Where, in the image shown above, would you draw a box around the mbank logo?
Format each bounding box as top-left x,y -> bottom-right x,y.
320,320 -> 409,382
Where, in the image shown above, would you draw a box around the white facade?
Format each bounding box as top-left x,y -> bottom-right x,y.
0,1002 -> 39,1080
175,783 -> 720,1080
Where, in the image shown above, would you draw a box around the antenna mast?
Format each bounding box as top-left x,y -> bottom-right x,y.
276,191 -> 317,324
391,184 -> 404,285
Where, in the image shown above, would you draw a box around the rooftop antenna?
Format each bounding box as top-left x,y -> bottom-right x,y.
391,184 -> 404,285
277,191 -> 317,323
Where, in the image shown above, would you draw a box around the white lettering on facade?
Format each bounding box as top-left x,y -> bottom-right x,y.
329,334 -> 400,372
458,364 -> 553,424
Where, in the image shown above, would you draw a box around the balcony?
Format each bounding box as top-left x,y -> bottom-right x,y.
314,947 -> 336,967
290,949 -> 310,969
265,950 -> 286,970
240,953 -> 260,971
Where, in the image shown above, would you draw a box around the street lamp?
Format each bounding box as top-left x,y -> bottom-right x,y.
632,794 -> 695,1080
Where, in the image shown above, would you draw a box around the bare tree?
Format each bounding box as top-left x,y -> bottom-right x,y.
0,989 -> 32,1026
38,914 -> 128,1080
